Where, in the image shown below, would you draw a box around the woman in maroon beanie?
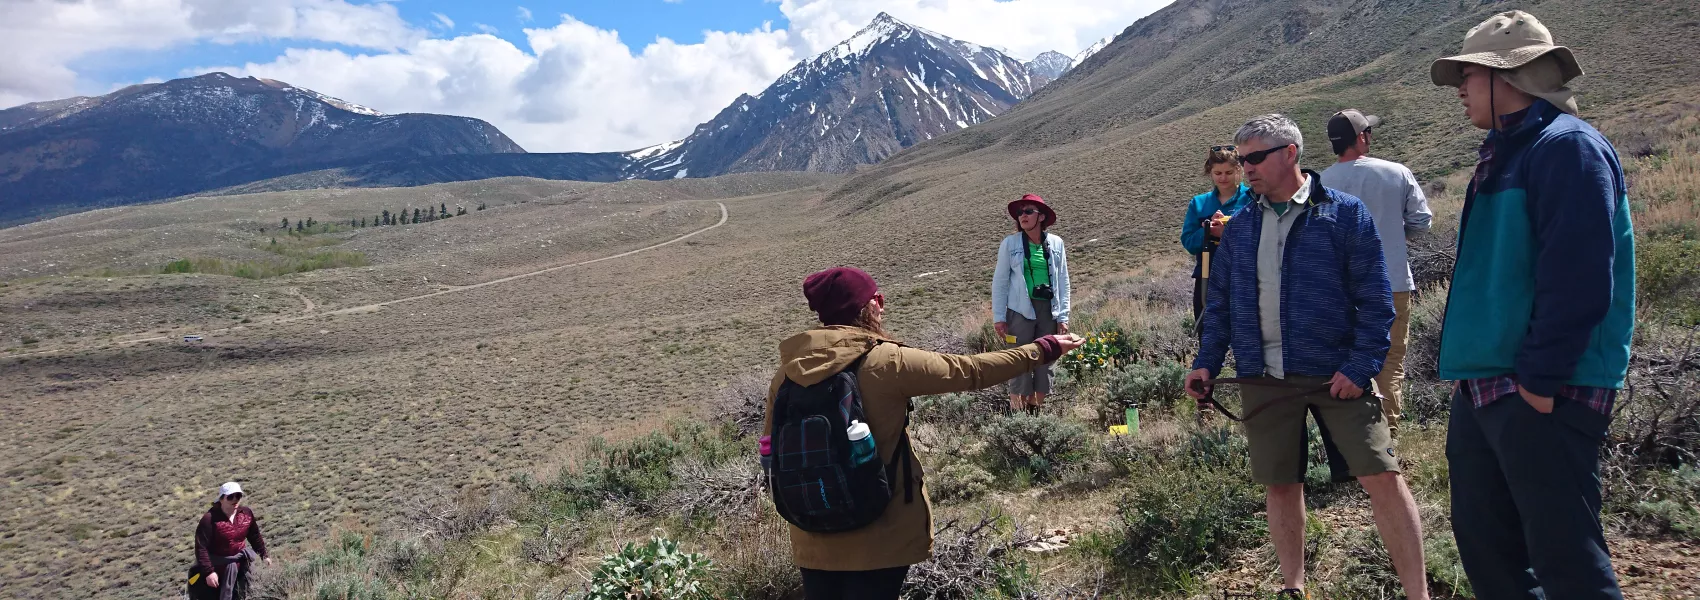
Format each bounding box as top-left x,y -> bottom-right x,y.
762,267 -> 1082,599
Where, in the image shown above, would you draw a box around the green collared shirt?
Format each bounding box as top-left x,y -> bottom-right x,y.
1256,175 -> 1312,378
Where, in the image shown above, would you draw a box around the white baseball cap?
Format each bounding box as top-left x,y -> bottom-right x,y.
219,481 -> 244,497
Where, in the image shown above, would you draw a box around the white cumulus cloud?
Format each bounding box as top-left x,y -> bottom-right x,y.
0,0 -> 420,108
198,18 -> 798,153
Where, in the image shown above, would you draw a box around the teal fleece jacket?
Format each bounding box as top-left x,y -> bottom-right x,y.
1438,99 -> 1636,396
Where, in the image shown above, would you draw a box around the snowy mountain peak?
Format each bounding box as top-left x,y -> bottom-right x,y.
1025,51 -> 1075,88
1073,37 -> 1112,66
818,12 -> 920,66
623,12 -> 1038,181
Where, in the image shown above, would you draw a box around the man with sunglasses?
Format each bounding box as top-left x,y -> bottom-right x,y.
191,482 -> 271,600
1320,109 -> 1433,434
1185,115 -> 1427,599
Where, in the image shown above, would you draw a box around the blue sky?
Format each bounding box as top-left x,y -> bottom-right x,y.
67,1 -> 790,97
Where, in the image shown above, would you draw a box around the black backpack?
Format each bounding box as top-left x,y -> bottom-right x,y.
768,348 -> 914,533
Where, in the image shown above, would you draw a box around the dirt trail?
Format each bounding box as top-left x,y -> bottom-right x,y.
287,287 -> 316,313
7,202 -> 729,358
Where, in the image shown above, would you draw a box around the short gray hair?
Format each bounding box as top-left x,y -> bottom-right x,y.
1235,114 -> 1304,158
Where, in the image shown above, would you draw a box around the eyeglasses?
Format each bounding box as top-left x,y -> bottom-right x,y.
1211,145 -> 1236,152
1236,144 -> 1292,166
1020,208 -> 1042,216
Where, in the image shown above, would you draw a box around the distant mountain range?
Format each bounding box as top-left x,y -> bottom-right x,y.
0,73 -> 522,224
0,13 -> 1095,224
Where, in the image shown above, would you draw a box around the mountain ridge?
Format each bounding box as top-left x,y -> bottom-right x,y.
0,73 -> 524,225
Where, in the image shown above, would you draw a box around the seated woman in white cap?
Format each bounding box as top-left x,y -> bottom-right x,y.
189,482 -> 271,600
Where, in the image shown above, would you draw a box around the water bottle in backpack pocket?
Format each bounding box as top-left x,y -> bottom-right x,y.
847,420 -> 876,466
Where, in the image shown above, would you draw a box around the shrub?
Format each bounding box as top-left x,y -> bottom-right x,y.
1110,459 -> 1264,594
1638,236 -> 1700,324
1623,464 -> 1700,540
710,370 -> 771,438
712,517 -> 801,600
928,461 -> 997,504
584,536 -> 714,600
540,421 -> 741,516
254,531 -> 408,600
1104,360 -> 1188,414
981,413 -> 1087,483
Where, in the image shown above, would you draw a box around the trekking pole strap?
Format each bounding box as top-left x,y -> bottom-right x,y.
1191,378 -> 1333,423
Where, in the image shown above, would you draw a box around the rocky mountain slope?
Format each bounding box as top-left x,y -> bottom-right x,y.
0,73 -> 523,225
626,12 -> 1042,179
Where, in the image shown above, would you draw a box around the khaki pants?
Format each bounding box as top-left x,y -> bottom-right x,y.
1374,291 -> 1411,428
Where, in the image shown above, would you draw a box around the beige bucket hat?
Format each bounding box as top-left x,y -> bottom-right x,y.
1430,11 -> 1583,88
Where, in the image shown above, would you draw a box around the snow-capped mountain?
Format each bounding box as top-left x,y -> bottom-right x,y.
1025,51 -> 1075,88
627,13 -> 1040,179
0,73 -> 523,224
1072,37 -> 1113,68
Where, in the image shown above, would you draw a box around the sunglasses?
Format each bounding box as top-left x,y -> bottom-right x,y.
1210,145 -> 1236,152
1020,208 -> 1042,216
1236,144 -> 1292,166
223,494 -> 243,502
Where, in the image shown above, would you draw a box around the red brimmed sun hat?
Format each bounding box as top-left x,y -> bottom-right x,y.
1007,193 -> 1056,229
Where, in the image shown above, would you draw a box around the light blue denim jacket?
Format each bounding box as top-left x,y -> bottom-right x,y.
992,232 -> 1071,324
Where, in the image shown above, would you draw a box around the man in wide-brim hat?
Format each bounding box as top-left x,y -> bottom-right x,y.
1431,11 -> 1635,600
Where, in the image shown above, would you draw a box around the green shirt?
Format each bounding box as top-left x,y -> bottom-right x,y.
1023,236 -> 1051,298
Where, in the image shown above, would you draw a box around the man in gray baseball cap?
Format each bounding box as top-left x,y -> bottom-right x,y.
1432,10 -> 1634,600
1320,109 -> 1432,435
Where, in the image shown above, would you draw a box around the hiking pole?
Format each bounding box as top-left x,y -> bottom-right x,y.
1194,224 -> 1215,426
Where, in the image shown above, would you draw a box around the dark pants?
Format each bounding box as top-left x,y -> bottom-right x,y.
1447,389 -> 1622,600
800,566 -> 909,600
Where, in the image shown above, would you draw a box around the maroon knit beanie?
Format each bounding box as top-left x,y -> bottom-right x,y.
803,267 -> 879,326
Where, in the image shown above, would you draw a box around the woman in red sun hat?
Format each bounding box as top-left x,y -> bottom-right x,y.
991,194 -> 1072,415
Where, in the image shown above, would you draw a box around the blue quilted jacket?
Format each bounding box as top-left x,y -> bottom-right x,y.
1192,171 -> 1395,388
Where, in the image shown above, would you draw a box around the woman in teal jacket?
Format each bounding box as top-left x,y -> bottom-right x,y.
1181,146 -> 1255,318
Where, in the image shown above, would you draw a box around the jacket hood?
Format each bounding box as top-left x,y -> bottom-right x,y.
778,326 -> 889,386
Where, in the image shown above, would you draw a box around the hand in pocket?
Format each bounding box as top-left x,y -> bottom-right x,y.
1517,385 -> 1554,414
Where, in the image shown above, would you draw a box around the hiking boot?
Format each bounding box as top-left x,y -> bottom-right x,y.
1273,589 -> 1308,600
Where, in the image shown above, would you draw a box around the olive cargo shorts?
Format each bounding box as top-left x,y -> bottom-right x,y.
1242,375 -> 1399,485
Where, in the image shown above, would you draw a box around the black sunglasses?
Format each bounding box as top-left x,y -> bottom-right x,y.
1020,208 -> 1042,216
1236,144 -> 1292,166
1211,145 -> 1236,152
224,493 -> 243,502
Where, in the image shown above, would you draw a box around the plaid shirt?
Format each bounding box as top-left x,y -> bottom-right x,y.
1457,106 -> 1615,417
1457,377 -> 1617,415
